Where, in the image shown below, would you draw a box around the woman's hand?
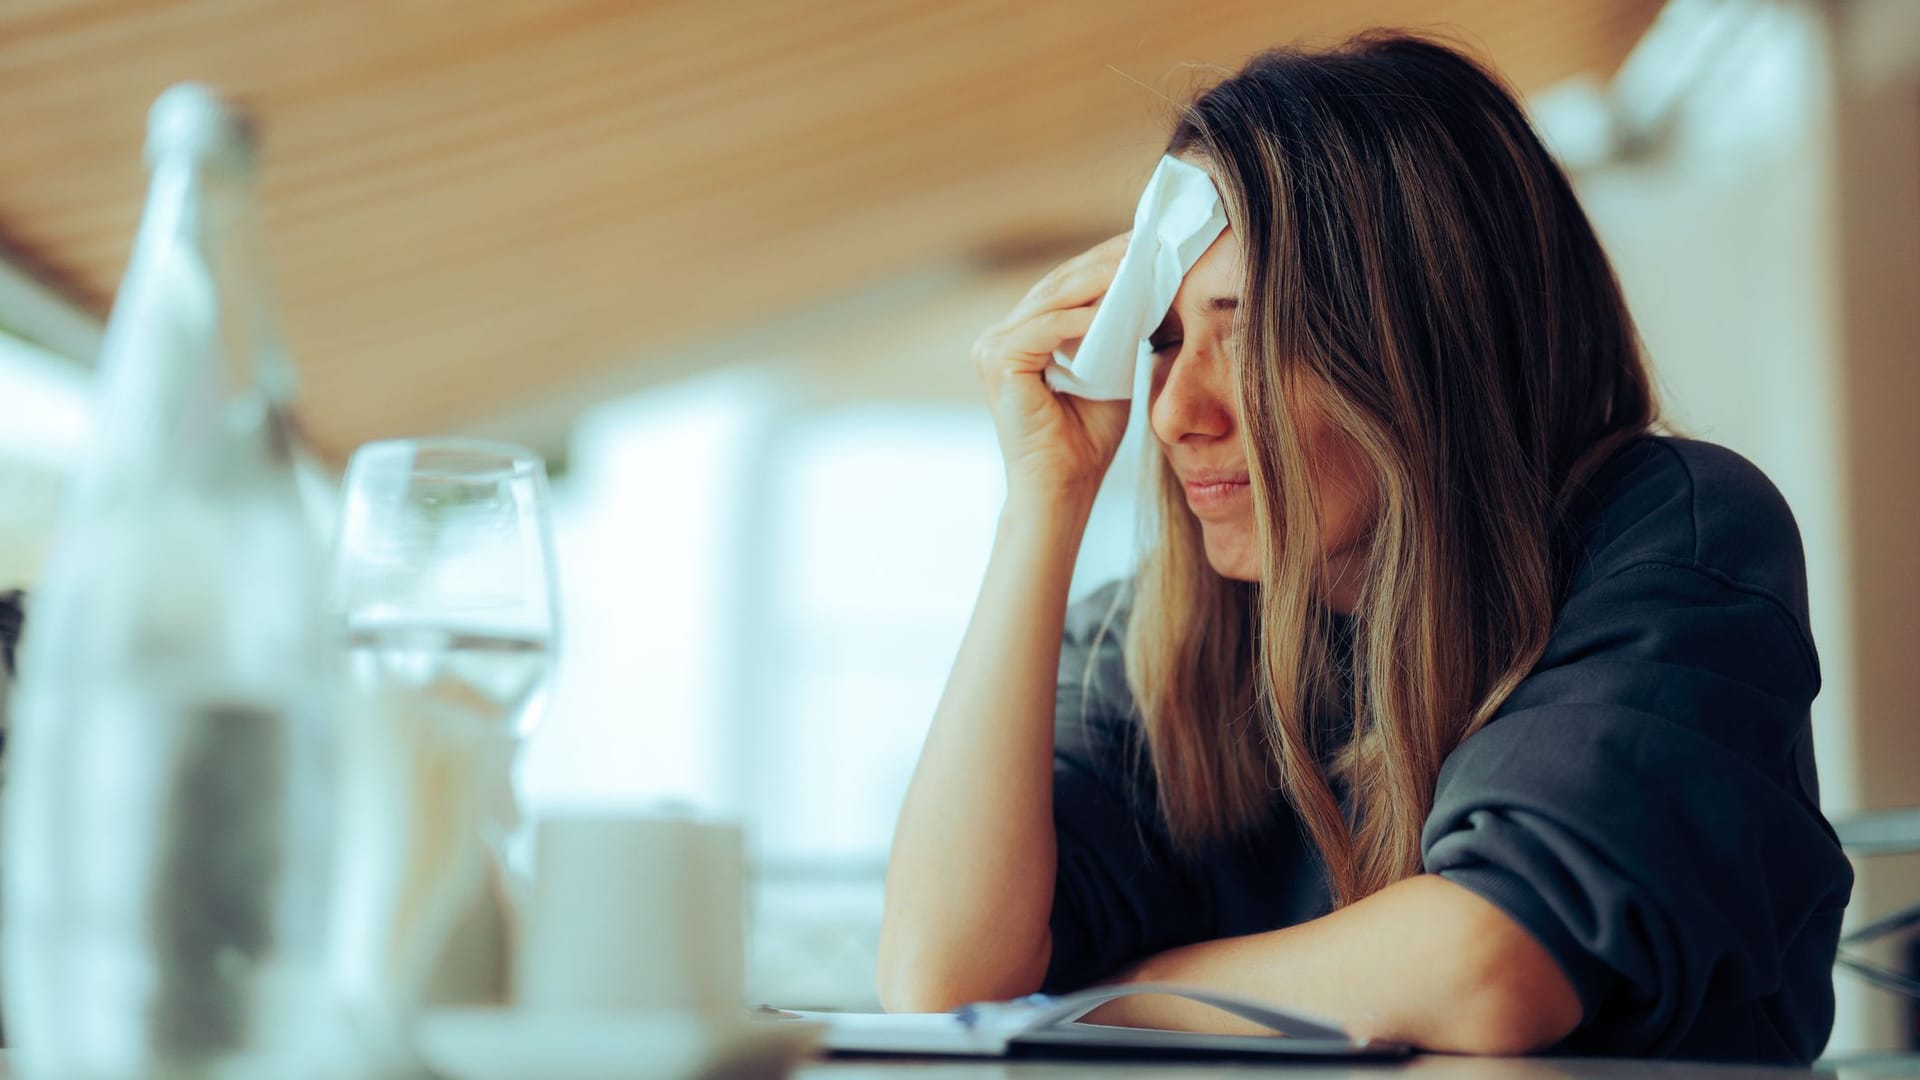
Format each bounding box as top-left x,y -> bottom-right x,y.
973,234 -> 1134,503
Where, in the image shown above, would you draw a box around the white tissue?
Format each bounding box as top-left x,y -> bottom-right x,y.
1045,155 -> 1228,400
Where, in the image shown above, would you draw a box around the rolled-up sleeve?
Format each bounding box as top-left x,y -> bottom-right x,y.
1423,560 -> 1852,1062
1042,583 -> 1208,991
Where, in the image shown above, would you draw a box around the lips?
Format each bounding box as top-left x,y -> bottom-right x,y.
1180,468 -> 1251,487
1180,468 -> 1251,513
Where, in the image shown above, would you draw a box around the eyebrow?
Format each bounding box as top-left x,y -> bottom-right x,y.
1154,296 -> 1241,335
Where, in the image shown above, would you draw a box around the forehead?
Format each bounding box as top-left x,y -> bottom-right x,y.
1169,227 -> 1243,314
1183,227 -> 1241,284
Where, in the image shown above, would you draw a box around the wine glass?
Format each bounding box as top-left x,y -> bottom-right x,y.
332,438 -> 560,731
327,438 -> 560,1057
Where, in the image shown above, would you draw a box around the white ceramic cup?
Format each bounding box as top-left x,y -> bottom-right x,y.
514,812 -> 745,1015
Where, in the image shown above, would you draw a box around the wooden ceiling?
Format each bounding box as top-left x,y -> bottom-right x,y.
0,0 -> 1662,457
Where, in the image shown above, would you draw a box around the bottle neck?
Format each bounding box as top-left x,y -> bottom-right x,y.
85,150 -> 302,501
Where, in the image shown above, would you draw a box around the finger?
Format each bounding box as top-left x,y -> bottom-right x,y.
986,305 -> 1099,374
974,306 -> 1092,376
1026,233 -> 1129,299
1014,232 -> 1131,310
1007,254 -> 1126,325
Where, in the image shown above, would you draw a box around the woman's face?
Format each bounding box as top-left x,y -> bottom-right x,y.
1145,226 -> 1376,610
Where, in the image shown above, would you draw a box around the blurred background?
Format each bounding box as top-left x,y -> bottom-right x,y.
1,0 -> 1915,1057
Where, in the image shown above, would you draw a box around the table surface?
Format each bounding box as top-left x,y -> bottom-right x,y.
0,1046 -> 1913,1077
795,1052 -> 1920,1079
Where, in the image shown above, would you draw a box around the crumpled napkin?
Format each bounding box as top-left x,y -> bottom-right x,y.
1045,155 -> 1228,400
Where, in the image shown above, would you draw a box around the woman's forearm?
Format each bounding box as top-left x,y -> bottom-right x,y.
875,490 -> 1094,1012
1089,874 -> 1583,1055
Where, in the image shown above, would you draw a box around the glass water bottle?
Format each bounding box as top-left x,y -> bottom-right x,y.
2,83 -> 339,1077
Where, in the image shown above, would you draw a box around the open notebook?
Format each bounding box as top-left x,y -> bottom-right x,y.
775,983 -> 1412,1059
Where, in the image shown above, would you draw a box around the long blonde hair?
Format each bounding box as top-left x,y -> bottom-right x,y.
1124,33 -> 1655,906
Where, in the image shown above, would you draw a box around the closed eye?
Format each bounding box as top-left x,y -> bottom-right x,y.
1150,338 -> 1182,355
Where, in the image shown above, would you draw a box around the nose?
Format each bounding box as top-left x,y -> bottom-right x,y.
1148,342 -> 1237,447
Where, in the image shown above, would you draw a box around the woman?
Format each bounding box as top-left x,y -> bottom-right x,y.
876,33 -> 1851,1063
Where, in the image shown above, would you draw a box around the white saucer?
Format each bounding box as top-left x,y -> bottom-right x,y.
415,1008 -> 823,1080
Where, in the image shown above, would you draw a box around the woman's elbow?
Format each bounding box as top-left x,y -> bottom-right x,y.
1442,991 -> 1577,1057
1433,952 -> 1583,1056
873,951 -> 958,1014
1407,877 -> 1584,1055
875,973 -> 980,1015
873,934 -> 1051,1014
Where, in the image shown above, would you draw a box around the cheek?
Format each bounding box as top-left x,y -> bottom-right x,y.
1318,445 -> 1375,548
1297,414 -> 1374,550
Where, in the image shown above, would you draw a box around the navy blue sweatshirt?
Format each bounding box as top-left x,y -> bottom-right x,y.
1041,436 -> 1852,1063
